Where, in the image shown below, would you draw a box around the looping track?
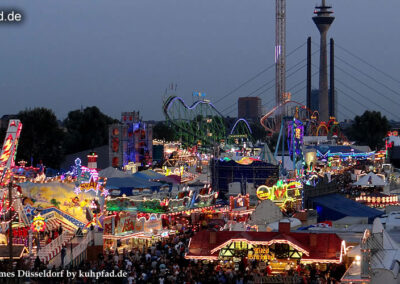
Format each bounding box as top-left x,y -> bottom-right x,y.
260,100 -> 312,134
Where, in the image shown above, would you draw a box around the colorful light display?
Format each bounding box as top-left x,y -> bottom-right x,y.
256,180 -> 302,205
0,120 -> 22,186
287,119 -> 304,158
79,176 -> 99,193
229,194 -> 250,210
31,214 -> 46,232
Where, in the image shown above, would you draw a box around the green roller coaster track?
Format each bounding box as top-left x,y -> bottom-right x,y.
163,96 -> 254,149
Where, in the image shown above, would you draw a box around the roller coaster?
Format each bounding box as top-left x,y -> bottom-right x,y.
260,100 -> 343,137
163,95 -> 344,156
163,96 -> 253,148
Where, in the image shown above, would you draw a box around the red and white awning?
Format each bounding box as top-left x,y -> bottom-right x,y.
46,218 -> 76,233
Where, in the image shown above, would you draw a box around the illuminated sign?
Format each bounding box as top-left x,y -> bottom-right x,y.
256,180 -> 302,201
103,216 -> 114,235
114,213 -> 162,235
79,176 -> 98,193
248,246 -> 273,261
116,214 -> 142,235
143,214 -> 162,233
228,134 -> 248,138
229,194 -> 249,210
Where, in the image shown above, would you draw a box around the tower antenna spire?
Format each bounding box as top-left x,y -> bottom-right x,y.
313,0 -> 334,122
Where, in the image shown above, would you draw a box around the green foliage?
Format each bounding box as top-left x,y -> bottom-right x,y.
249,122 -> 267,142
50,198 -> 60,208
0,127 -> 5,147
17,108 -> 65,168
153,121 -> 177,142
345,110 -> 390,150
63,106 -> 118,154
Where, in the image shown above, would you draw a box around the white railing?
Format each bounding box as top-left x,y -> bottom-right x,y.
37,231 -> 70,261
61,231 -> 94,268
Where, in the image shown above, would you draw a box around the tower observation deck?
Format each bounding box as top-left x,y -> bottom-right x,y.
313,0 -> 334,122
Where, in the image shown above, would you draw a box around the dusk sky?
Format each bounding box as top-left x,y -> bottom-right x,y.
1,0 -> 400,121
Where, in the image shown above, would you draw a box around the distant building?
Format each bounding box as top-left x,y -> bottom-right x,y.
238,97 -> 261,120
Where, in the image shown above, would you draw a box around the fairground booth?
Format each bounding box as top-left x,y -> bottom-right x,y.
211,158 -> 279,193
103,185 -> 219,252
305,145 -> 375,175
186,222 -> 347,273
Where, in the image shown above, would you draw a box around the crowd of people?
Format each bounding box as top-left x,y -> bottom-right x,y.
0,227 -> 346,284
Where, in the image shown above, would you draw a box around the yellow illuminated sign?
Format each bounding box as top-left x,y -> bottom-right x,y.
80,177 -> 98,193
248,247 -> 273,261
256,181 -> 301,201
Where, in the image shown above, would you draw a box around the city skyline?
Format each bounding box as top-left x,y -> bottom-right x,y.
0,0 -> 399,121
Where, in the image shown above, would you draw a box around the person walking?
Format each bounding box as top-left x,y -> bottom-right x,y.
61,245 -> 66,267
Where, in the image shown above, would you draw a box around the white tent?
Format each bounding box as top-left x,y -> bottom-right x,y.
98,167 -> 132,178
248,199 -> 283,226
353,172 -> 386,187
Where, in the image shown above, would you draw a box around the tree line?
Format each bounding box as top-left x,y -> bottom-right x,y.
0,107 -> 118,169
0,108 -> 390,169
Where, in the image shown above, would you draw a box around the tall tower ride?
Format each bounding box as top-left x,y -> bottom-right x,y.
275,0 -> 286,117
313,0 -> 334,122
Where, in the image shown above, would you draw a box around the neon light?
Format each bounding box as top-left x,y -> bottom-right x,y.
300,258 -> 341,264
256,181 -> 302,201
287,119 -> 304,158
210,238 -> 310,256
185,255 -> 219,260
230,118 -> 253,135
0,120 -> 22,185
80,176 -> 98,193
316,150 -> 375,159
31,214 -> 46,232
165,96 -> 221,116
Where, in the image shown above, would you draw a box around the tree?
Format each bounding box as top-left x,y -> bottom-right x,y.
249,122 -> 267,142
345,110 -> 390,150
153,121 -> 177,142
17,108 -> 65,168
63,106 -> 118,154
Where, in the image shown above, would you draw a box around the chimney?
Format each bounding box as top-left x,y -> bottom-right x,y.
278,221 -> 291,234
307,36 -> 312,115
329,38 -> 335,118
210,232 -> 217,244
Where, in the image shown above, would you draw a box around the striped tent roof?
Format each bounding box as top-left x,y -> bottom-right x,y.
46,218 -> 76,233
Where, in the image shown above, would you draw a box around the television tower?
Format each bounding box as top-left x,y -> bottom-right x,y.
275,0 -> 286,118
313,0 -> 334,122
